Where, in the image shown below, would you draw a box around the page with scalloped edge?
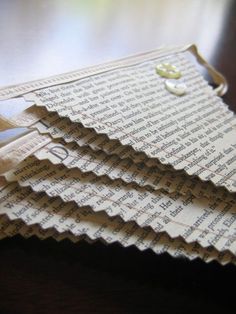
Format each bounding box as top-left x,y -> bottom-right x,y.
1,180 -> 234,265
30,111 -> 171,171
0,126 -> 233,205
4,156 -> 236,255
0,213 -> 88,244
1,133 -> 235,255
34,138 -> 235,203
24,51 -> 236,192
3,105 -> 171,172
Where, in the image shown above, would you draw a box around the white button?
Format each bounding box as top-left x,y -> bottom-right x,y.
165,79 -> 187,96
156,63 -> 181,79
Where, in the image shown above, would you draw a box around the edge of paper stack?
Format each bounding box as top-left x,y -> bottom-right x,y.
1,44 -> 236,266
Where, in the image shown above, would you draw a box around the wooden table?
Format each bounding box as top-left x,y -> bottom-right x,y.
0,1 -> 236,313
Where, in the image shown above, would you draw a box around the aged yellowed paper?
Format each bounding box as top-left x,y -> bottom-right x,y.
0,181 -> 234,265
23,52 -> 236,192
3,156 -> 236,254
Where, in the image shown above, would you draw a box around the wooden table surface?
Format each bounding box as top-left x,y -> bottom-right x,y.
0,1 -> 236,313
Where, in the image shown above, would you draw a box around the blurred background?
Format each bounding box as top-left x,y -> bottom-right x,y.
0,0 -> 233,86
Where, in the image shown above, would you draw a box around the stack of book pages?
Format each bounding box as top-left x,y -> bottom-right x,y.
0,44 -> 236,265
